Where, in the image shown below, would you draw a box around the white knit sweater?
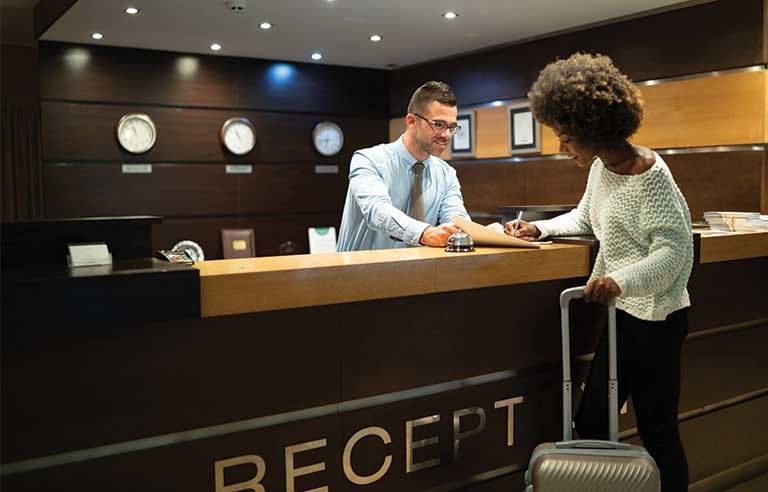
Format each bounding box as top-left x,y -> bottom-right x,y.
533,154 -> 692,321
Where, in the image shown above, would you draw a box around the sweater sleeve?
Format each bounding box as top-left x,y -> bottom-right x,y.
608,171 -> 692,298
531,163 -> 596,239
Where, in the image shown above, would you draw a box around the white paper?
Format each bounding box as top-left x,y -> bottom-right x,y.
451,216 -> 539,248
513,111 -> 534,146
452,117 -> 471,151
308,226 -> 337,253
68,243 -> 112,267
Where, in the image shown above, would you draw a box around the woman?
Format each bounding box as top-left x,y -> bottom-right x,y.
507,53 -> 692,492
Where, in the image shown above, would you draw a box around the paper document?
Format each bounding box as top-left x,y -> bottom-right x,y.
451,216 -> 540,249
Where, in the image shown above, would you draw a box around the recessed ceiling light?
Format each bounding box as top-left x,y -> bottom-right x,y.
490,100 -> 504,107
125,7 -> 139,15
210,43 -> 222,51
370,34 -> 382,42
443,11 -> 458,19
91,32 -> 104,40
260,22 -> 272,29
311,52 -> 323,61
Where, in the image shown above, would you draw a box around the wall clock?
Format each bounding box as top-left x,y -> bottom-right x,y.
312,121 -> 344,157
220,117 -> 256,155
116,113 -> 157,154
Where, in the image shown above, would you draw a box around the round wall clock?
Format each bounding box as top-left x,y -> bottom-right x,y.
116,113 -> 157,154
220,117 -> 256,155
312,121 -> 344,157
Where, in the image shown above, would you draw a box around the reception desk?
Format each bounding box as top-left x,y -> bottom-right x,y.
2,231 -> 767,492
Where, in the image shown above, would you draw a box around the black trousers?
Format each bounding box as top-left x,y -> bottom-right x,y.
575,307 -> 690,492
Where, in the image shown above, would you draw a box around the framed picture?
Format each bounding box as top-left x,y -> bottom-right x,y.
508,104 -> 541,154
451,110 -> 475,157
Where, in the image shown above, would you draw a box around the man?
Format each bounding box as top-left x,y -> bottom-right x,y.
336,81 -> 470,251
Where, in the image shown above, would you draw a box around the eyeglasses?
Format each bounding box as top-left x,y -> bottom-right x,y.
413,113 -> 462,136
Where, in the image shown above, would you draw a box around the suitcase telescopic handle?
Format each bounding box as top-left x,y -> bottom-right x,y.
555,440 -> 634,451
559,286 -> 619,442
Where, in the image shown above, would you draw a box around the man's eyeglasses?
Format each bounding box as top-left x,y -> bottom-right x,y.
413,113 -> 462,136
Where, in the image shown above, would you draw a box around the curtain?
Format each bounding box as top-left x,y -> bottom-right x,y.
1,100 -> 43,221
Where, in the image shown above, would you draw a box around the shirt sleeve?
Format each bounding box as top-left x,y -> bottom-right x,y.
348,152 -> 430,246
531,164 -> 596,239
438,166 -> 470,224
608,174 -> 692,298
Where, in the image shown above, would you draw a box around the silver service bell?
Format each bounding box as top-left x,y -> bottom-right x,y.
445,230 -> 474,253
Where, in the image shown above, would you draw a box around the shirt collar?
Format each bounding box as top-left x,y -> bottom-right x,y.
395,135 -> 431,170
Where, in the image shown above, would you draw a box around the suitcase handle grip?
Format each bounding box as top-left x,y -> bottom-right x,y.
555,440 -> 634,451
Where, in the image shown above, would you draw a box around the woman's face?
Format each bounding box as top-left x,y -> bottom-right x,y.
553,127 -> 597,168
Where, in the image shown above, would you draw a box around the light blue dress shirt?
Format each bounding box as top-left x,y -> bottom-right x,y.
336,136 -> 470,251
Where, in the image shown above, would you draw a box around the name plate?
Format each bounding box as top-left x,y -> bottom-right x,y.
226,165 -> 253,174
314,165 -> 339,174
122,164 -> 152,174
67,242 -> 112,267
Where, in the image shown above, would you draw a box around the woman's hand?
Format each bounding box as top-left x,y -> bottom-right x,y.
584,276 -> 621,304
504,219 -> 541,241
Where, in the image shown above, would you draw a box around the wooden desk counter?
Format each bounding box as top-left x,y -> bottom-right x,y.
697,230 -> 768,263
195,244 -> 590,317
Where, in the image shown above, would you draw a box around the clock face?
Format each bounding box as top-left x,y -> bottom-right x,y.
116,113 -> 156,154
221,117 -> 256,155
312,121 -> 344,157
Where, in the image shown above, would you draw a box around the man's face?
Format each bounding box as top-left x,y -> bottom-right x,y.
411,101 -> 458,157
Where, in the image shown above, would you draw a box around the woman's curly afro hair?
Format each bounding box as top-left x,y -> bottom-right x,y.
528,53 -> 644,147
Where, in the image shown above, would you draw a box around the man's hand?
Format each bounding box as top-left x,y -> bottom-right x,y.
504,219 -> 541,241
584,276 -> 621,304
419,223 -> 460,247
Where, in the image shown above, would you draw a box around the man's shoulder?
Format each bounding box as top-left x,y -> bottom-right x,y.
428,155 -> 458,175
355,141 -> 398,166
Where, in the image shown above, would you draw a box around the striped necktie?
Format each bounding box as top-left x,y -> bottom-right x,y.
408,161 -> 425,221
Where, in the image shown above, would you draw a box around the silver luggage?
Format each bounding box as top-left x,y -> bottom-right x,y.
524,286 -> 660,491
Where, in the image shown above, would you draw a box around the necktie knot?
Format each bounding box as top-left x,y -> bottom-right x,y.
412,161 -> 424,175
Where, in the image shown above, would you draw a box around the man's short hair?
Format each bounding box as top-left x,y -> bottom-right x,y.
407,81 -> 457,115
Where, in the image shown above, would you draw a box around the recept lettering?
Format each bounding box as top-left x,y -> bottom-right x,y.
214,455 -> 266,492
494,396 -> 525,446
405,414 -> 440,473
452,406 -> 486,460
342,426 -> 392,485
285,439 -> 328,492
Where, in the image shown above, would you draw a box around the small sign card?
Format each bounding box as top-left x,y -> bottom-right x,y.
67,242 -> 112,267
308,227 -> 337,253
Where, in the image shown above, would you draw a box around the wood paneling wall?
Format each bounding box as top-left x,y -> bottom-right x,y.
454,150 -> 765,221
388,0 -> 764,116
39,42 -> 389,258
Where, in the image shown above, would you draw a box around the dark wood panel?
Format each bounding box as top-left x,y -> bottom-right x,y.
389,0 -> 764,115
43,163 -> 239,218
626,395 -> 768,483
152,213 -> 342,259
43,162 -> 348,220
453,159 -> 587,215
688,257 -> 768,332
39,42 -> 388,115
665,151 -> 763,220
41,101 -> 385,164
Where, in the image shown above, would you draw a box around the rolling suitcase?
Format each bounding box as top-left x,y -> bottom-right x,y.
524,286 -> 660,492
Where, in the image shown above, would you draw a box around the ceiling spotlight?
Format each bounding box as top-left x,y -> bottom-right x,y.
210,43 -> 222,51
311,52 -> 323,61
125,7 -> 139,15
443,11 -> 458,19
91,32 -> 104,40
260,22 -> 272,29
370,34 -> 382,42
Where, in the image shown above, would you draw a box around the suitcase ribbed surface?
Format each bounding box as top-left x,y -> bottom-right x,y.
532,454 -> 659,492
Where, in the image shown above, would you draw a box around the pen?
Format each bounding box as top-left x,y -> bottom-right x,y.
512,210 -> 523,234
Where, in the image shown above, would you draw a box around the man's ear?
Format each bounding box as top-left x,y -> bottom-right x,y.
404,113 -> 416,128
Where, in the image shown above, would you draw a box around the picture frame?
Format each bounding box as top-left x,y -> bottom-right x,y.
450,110 -> 475,157
508,104 -> 541,155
